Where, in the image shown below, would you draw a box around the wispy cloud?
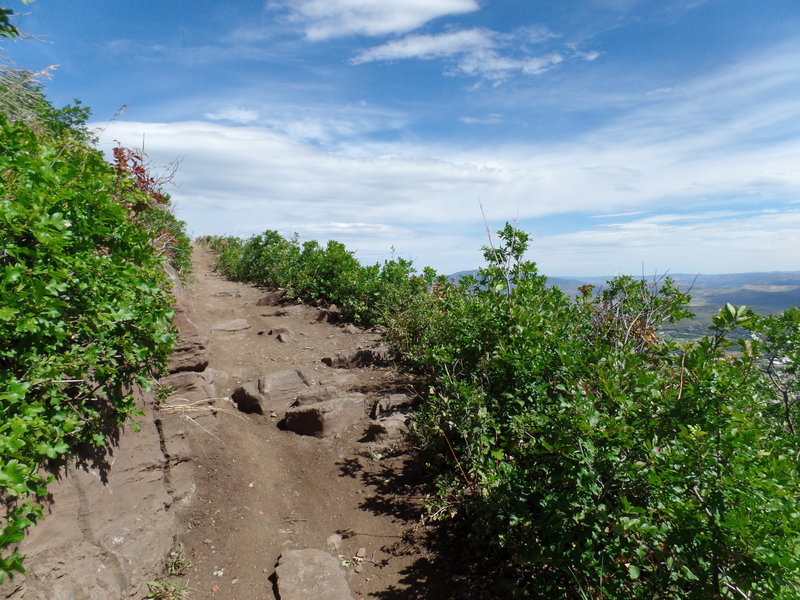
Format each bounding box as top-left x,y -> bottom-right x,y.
535,210 -> 800,276
353,27 -> 597,81
460,113 -> 504,125
351,28 -> 493,63
205,107 -> 260,124
271,0 -> 480,40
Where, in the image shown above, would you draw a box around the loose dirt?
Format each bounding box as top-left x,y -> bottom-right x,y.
168,247 -> 477,600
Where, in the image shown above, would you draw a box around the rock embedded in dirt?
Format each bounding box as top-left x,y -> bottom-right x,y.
275,549 -> 355,600
168,312 -> 210,373
282,397 -> 366,437
371,393 -> 414,419
269,326 -> 294,343
211,318 -> 252,332
231,368 -> 311,414
293,385 -> 340,406
326,533 -> 343,550
256,289 -> 287,306
316,304 -> 342,323
363,413 -> 411,444
265,305 -> 306,317
321,346 -> 391,369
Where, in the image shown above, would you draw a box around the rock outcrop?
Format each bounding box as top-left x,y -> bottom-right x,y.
230,368 -> 311,415
282,396 -> 366,437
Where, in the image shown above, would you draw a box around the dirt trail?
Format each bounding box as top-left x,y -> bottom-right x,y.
170,246 -> 434,599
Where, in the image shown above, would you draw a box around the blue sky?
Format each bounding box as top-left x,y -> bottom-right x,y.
4,0 -> 800,276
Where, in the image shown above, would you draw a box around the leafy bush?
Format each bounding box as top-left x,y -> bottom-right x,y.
0,81 -> 181,579
390,225 -> 800,598
201,231 -> 426,327
203,224 -> 800,596
206,225 -> 800,599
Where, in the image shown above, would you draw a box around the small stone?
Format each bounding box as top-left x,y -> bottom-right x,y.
203,538 -> 213,545
354,564 -> 363,574
256,289 -> 287,306
356,547 -> 366,558
276,549 -> 355,600
326,533 -> 343,550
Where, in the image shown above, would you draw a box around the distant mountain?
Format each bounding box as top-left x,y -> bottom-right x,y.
449,270 -> 800,315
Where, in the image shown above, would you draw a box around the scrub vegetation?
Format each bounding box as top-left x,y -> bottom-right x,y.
205,226 -> 800,599
0,63 -> 187,580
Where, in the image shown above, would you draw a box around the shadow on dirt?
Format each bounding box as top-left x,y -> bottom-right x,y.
336,445 -> 510,599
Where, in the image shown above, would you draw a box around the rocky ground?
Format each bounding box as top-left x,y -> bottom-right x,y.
163,246 -> 474,600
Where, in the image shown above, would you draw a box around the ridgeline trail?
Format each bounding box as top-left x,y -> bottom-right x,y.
167,246 -> 481,600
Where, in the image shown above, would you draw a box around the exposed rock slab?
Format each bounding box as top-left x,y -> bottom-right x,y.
293,385 -> 340,406
167,312 -> 210,373
159,370 -> 216,404
0,263 -> 209,600
231,368 -> 311,414
282,396 -> 365,437
0,404 -> 183,600
275,549 -> 354,600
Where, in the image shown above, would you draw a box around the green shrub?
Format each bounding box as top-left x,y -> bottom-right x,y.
202,224 -> 800,597
0,93 -> 180,579
393,225 -> 800,598
200,231 -> 427,328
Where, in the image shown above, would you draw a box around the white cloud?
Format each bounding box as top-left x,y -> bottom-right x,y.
519,25 -> 561,44
273,0 -> 479,40
94,43 -> 800,275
